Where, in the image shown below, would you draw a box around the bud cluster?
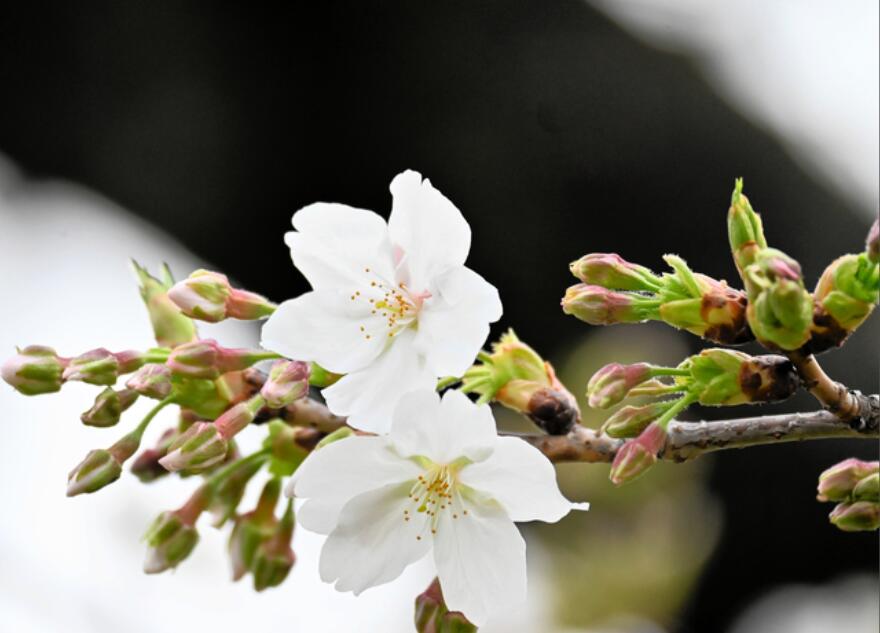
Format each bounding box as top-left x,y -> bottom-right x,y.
807,225 -> 879,353
460,330 -> 579,435
816,458 -> 879,532
563,252 -> 752,345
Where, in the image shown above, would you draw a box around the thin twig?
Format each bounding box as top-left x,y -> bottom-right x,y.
786,350 -> 874,423
512,397 -> 880,464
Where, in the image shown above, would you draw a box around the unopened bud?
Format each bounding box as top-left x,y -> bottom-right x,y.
81,387 -> 138,427
609,422 -> 667,485
808,253 -> 878,353
744,250 -> 813,350
867,219 -> 879,264
685,349 -> 798,406
261,360 -> 310,409
852,473 -> 880,503
159,422 -> 229,473
214,396 -> 264,438
829,501 -> 880,532
169,269 -> 276,323
569,253 -> 661,291
132,261 -> 199,349
251,500 -> 296,591
2,345 -> 67,395
817,458 -> 879,502
143,511 -> 200,573
62,348 -> 119,385
727,178 -> 767,276
414,578 -> 477,633
126,364 -> 173,399
130,428 -> 178,483
562,284 -> 658,325
587,362 -> 654,409
229,479 -> 281,580
66,449 -> 122,496
657,274 -> 752,345
601,402 -> 670,438
167,339 -> 274,380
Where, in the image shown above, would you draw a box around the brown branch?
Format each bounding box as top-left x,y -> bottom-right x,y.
786,350 -> 875,423
514,398 -> 880,464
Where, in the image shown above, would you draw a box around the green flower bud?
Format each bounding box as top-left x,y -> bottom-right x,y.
251,500 -> 296,591
817,458 -> 879,502
159,422 -> 229,473
1,345 -> 66,395
80,387 -> 138,427
562,284 -> 659,325
66,449 -> 122,497
143,511 -> 200,573
229,479 -> 281,581
657,273 -> 752,345
727,178 -> 767,276
132,261 -> 199,349
807,253 -> 878,353
308,362 -> 342,388
600,402 -> 671,438
829,501 -> 880,532
852,473 -> 880,503
743,249 -> 813,350
569,253 -> 661,291
685,349 -> 798,406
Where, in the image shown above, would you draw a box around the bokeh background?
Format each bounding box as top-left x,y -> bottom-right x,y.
0,2 -> 877,632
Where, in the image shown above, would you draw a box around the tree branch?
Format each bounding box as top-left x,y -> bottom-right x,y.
786,350 -> 875,423
513,397 -> 880,464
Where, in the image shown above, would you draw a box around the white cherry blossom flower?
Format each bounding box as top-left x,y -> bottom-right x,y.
260,170 -> 502,432
288,389 -> 588,626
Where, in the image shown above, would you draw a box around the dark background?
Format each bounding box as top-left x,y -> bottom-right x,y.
1,2 -> 877,631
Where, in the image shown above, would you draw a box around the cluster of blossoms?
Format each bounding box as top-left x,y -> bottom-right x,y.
2,172 -> 878,630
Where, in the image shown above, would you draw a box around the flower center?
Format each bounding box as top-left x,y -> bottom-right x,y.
403,463 -> 468,540
350,267 -> 432,341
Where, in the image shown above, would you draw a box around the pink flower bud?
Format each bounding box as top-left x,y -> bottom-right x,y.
561,284 -> 655,325
214,399 -> 263,439
601,402 -> 669,438
159,422 -> 229,473
168,270 -> 231,323
261,360 -> 310,409
67,449 -> 122,496
569,253 -> 659,291
587,362 -> 654,409
169,269 -> 276,322
609,422 -> 667,486
126,363 -> 173,399
167,339 -> 273,379
2,345 -> 67,395
817,458 -> 879,502
63,348 -> 119,385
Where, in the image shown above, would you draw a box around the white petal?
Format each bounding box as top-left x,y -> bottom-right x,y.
260,291 -> 387,374
322,328 -> 435,432
387,170 -> 471,289
319,482 -> 431,595
286,202 -> 395,291
390,390 -> 498,464
460,436 -> 584,523
289,435 -> 419,533
433,497 -> 526,626
415,266 -> 503,376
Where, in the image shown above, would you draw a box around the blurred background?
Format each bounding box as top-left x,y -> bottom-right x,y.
0,1 -> 877,632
